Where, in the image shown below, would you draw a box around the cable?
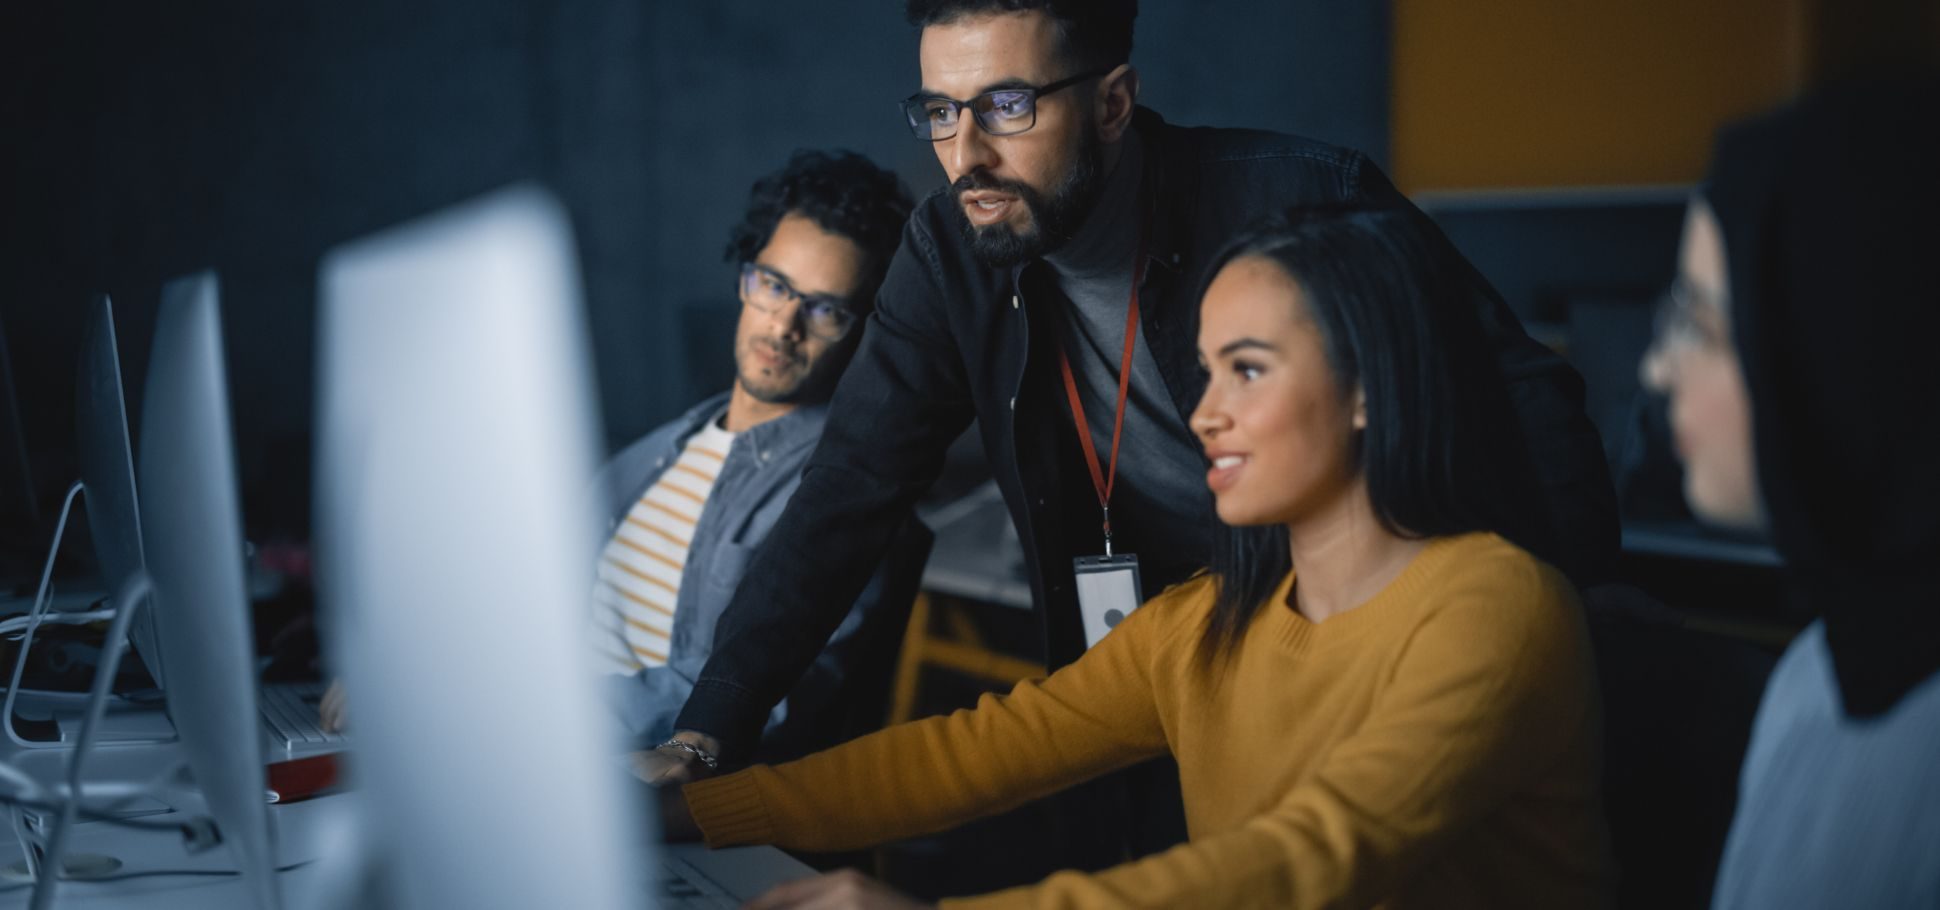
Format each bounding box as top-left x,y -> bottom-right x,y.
0,609 -> 118,638
0,771 -> 195,826
0,859 -> 316,893
8,807 -> 36,882
30,571 -> 149,910
0,757 -> 204,876
2,480 -> 175,752
0,762 -> 42,801
37,764 -> 193,817
2,481 -> 84,750
0,793 -> 216,838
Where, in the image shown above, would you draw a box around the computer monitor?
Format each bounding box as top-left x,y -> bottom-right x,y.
137,273 -> 281,909
75,296 -> 144,601
3,295 -> 168,751
314,186 -> 645,909
76,295 -> 164,688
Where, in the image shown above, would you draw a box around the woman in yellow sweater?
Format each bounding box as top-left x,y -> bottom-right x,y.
666,206 -> 1614,909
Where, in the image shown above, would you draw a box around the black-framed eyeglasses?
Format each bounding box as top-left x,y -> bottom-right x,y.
899,68 -> 1110,141
738,263 -> 860,341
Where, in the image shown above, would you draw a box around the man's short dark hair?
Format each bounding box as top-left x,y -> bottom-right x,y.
723,150 -> 914,309
905,0 -> 1137,72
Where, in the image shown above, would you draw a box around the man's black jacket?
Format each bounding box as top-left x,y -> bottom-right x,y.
678,108 -> 1619,761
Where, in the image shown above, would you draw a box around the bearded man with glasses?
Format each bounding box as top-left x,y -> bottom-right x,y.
651,0 -> 1619,875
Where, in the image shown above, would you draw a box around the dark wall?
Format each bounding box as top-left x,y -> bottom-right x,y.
4,0 -> 660,543
1,0 -> 1387,545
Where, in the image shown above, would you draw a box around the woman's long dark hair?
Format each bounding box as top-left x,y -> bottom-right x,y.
1197,204 -> 1545,665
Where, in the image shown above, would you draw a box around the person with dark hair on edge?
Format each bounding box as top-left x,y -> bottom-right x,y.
659,206 -> 1617,910
640,0 -> 1619,869
324,150 -> 918,762
1641,75 -> 1940,909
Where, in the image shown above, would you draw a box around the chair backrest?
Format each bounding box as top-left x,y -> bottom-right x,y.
1585,584 -> 1780,909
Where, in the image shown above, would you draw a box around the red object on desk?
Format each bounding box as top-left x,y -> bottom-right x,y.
265,752 -> 342,804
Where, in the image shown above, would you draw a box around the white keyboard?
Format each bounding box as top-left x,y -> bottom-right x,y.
259,681 -> 347,750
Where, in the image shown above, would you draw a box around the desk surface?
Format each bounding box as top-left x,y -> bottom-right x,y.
0,710 -> 813,909
0,780 -> 347,910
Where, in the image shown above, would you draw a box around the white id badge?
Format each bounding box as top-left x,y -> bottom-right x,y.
1074,553 -> 1143,649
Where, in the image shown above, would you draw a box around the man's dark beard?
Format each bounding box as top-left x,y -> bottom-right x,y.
735,336 -> 856,407
953,127 -> 1106,269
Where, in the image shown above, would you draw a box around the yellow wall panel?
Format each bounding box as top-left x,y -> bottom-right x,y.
1392,0 -> 1805,192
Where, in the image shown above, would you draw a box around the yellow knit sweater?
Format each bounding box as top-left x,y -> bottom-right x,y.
684,532 -> 1614,908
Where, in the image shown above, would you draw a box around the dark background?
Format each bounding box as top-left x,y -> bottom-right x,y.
1,0 -> 1388,545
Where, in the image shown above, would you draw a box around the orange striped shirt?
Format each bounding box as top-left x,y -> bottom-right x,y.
593,418 -> 734,672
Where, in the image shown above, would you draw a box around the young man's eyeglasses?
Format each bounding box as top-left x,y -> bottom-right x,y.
739,263 -> 861,341
899,69 -> 1110,141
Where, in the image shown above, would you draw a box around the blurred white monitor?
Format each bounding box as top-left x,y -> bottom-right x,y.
137,272 -> 281,909
314,186 -> 646,909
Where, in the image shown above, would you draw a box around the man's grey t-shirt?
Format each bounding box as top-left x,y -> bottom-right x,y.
1041,129 -> 1212,566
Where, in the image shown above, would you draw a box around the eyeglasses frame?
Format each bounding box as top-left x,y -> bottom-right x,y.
737,262 -> 862,342
899,68 -> 1113,142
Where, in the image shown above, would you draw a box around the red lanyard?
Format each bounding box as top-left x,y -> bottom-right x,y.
1053,229 -> 1147,556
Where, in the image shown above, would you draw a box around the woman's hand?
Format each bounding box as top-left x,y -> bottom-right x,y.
745,869 -> 933,910
318,679 -> 348,733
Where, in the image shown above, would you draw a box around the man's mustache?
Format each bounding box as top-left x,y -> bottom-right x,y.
951,170 -> 1035,199
749,338 -> 802,363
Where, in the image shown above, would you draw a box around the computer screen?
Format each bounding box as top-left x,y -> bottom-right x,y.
138,273 -> 281,909
75,295 -> 163,688
315,185 -> 645,909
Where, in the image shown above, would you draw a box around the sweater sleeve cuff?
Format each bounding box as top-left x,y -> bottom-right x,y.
684,770 -> 776,848
674,679 -> 766,765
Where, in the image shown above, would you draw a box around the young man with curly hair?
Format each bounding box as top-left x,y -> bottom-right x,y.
587,149 -> 916,759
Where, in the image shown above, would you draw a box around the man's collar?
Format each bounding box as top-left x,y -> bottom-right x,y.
708,398 -> 828,464
1130,106 -> 1186,277
1005,106 -> 1182,290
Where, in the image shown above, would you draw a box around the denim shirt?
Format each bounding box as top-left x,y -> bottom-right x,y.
591,391 -> 885,754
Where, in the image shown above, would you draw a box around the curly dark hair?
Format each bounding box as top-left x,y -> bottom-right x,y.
905,0 -> 1136,71
723,150 -> 914,311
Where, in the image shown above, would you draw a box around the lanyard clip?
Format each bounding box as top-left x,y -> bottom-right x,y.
1102,505 -> 1113,557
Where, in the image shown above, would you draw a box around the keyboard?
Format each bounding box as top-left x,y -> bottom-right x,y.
657,855 -> 739,909
259,681 -> 348,751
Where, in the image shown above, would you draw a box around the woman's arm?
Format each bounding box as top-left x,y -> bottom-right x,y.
947,578 -> 1600,909
682,586 -> 1199,852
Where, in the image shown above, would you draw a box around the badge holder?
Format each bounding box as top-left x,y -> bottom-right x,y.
1074,552 -> 1142,649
